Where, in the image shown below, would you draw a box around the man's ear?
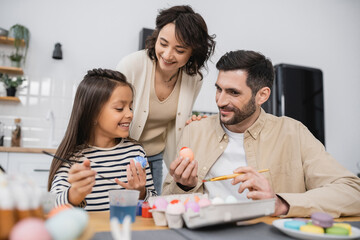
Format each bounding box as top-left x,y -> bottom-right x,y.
256,87 -> 271,105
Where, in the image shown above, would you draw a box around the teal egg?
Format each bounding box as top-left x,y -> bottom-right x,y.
45,208 -> 88,240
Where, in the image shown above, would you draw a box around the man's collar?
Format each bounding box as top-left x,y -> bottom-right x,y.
246,108 -> 267,139
214,114 -> 227,143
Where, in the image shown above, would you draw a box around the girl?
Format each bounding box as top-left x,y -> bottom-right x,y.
116,5 -> 216,194
48,69 -> 156,211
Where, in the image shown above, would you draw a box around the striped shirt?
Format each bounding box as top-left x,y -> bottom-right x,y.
50,139 -> 157,211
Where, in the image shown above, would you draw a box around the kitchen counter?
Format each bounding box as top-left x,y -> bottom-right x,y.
0,146 -> 56,154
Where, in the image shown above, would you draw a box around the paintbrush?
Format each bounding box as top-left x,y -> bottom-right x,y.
202,169 -> 270,182
42,150 -> 115,183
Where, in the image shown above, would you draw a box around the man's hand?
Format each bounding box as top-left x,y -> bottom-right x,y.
68,159 -> 96,206
115,160 -> 147,199
231,166 -> 289,216
185,114 -> 207,125
169,156 -> 198,188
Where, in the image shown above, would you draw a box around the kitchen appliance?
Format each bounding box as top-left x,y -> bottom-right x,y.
263,64 -> 325,145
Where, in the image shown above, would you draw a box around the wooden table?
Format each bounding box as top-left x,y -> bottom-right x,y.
80,211 -> 360,239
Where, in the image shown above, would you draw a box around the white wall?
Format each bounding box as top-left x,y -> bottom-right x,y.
0,0 -> 359,174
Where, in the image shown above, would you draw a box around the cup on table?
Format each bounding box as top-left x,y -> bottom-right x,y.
109,189 -> 140,223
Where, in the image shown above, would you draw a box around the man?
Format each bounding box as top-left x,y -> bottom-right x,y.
162,50 -> 360,217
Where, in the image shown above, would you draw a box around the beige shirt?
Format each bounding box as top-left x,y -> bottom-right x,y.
139,70 -> 181,156
163,109 -> 360,217
116,50 -> 202,165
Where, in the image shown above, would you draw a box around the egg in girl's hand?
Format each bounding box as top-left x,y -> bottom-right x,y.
179,147 -> 194,162
133,156 -> 147,169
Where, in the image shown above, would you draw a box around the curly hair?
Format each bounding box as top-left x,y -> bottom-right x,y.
145,5 -> 216,79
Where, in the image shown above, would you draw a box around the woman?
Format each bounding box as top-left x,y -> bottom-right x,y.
116,5 -> 215,194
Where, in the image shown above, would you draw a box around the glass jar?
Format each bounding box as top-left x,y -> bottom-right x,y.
11,118 -> 21,147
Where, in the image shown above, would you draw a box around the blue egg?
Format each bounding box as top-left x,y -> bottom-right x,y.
284,220 -> 307,230
134,156 -> 147,168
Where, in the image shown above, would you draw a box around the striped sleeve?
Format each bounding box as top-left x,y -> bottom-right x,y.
50,163 -> 87,208
50,139 -> 157,211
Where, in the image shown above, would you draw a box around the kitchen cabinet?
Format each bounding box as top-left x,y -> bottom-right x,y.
7,152 -> 52,190
0,152 -> 8,171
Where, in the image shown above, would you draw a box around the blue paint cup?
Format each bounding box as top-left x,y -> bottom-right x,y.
109,189 -> 140,223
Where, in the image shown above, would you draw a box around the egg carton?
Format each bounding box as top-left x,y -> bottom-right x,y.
182,198 -> 275,229
148,193 -> 207,207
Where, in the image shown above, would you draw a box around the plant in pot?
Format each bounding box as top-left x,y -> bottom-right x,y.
7,24 -> 30,68
0,73 -> 26,97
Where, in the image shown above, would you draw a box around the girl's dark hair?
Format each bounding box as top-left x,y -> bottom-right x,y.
47,69 -> 133,191
146,5 -> 216,79
216,50 -> 274,95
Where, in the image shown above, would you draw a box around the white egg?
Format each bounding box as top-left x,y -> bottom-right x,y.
45,208 -> 88,240
211,197 -> 224,205
225,195 -> 238,203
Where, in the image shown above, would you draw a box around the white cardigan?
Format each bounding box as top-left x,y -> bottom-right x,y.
116,50 -> 202,168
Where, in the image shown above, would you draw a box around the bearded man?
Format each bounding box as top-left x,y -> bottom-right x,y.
162,50 -> 360,218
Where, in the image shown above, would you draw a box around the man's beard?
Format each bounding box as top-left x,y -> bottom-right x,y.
219,96 -> 256,125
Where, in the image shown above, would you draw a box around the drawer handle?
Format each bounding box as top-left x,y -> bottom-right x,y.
33,169 -> 50,172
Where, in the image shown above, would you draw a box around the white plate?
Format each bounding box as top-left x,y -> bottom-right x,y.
272,219 -> 360,240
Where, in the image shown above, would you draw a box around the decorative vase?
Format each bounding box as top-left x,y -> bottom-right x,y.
6,87 -> 17,97
10,60 -> 21,68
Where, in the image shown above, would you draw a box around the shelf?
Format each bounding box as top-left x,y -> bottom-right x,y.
0,66 -> 23,75
0,36 -> 25,46
0,96 -> 20,102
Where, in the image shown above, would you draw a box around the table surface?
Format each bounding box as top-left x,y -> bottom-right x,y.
79,211 -> 360,239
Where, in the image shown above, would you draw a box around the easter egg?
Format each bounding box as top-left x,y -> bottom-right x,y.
134,156 -> 147,169
153,197 -> 168,211
211,197 -> 224,205
198,198 -> 211,208
45,208 -> 88,240
47,204 -> 72,218
179,147 -> 194,161
10,218 -> 52,240
185,201 -> 200,213
166,201 -> 185,214
225,195 -> 238,204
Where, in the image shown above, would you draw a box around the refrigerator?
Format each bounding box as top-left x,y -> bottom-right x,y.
263,64 -> 325,146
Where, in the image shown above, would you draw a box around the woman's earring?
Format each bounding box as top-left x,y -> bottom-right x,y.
94,121 -> 97,125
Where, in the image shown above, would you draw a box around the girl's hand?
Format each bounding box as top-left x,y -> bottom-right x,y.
68,159 -> 96,206
115,160 -> 147,199
185,114 -> 207,125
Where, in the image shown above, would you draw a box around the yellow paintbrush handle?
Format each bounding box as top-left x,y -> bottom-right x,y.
209,169 -> 270,182
210,173 -> 241,181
